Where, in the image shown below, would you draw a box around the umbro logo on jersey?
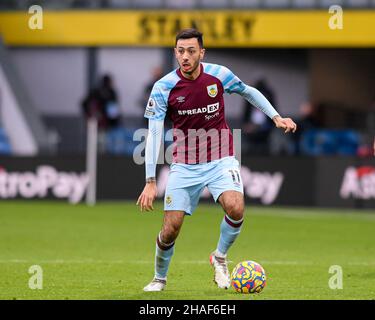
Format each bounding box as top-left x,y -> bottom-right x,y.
176,96 -> 185,103
207,84 -> 218,98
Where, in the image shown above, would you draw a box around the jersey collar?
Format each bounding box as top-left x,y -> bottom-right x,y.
176,63 -> 203,82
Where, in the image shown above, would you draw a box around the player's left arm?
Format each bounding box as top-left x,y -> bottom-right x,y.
221,66 -> 297,133
241,86 -> 297,133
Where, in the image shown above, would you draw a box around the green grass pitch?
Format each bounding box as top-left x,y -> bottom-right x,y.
0,201 -> 374,300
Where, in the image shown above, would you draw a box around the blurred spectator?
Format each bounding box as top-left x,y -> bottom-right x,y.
367,94 -> 375,139
360,94 -> 375,157
357,143 -> 374,158
99,74 -> 121,129
294,101 -> 320,154
241,79 -> 275,155
81,74 -> 121,153
141,67 -> 163,107
297,102 -> 361,156
298,102 -> 320,130
82,74 -> 121,130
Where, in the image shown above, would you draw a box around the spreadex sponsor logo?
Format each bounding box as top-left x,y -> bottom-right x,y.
157,165 -> 283,205
0,165 -> 89,204
178,102 -> 219,116
340,166 -> 375,200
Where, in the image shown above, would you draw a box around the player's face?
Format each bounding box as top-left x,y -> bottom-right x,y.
174,38 -> 205,78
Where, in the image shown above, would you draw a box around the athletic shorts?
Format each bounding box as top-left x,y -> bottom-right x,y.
164,156 -> 243,215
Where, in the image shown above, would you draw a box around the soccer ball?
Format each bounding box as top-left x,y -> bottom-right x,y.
230,261 -> 266,294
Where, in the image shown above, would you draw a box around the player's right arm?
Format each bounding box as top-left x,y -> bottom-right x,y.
136,82 -> 168,212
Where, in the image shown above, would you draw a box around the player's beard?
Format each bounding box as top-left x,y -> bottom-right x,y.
180,59 -> 200,76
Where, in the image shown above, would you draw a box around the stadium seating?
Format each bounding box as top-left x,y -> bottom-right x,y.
300,129 -> 360,156
105,127 -> 174,156
105,127 -> 141,155
0,127 -> 11,155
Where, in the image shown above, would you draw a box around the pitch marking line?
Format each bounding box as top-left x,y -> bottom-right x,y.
0,259 -> 374,266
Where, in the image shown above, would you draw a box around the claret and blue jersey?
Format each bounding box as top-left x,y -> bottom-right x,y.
144,62 -> 279,164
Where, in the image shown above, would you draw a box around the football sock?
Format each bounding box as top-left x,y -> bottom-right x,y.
155,232 -> 175,279
216,214 -> 244,256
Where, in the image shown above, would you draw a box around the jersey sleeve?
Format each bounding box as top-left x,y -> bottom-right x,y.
216,65 -> 279,119
144,83 -> 168,121
217,65 -> 247,95
145,118 -> 164,179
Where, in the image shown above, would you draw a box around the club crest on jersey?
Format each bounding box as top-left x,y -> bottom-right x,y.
165,195 -> 172,206
207,84 -> 218,98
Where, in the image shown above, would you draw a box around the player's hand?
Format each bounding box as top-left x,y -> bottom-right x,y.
273,115 -> 297,133
136,182 -> 157,212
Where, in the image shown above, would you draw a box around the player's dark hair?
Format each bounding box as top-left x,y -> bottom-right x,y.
175,28 -> 204,48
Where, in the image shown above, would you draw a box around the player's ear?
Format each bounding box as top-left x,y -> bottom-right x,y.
174,47 -> 178,59
200,48 -> 205,60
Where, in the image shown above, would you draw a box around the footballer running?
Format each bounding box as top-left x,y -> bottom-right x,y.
137,28 -> 297,292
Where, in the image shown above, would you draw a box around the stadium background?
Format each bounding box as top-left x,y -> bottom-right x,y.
0,0 -> 374,300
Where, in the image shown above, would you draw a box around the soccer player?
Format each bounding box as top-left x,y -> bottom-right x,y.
137,29 -> 297,292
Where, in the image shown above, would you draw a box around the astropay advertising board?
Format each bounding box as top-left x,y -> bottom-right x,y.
340,166 -> 375,201
0,166 -> 88,204
0,157 -> 89,203
315,157 -> 375,209
0,157 -> 146,203
0,156 -> 374,209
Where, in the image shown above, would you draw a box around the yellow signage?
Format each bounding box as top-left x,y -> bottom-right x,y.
0,10 -> 374,47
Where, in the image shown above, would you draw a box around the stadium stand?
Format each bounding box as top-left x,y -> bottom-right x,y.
0,0 -> 375,9
0,38 -> 50,155
0,1 -> 373,156
300,129 -> 360,156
